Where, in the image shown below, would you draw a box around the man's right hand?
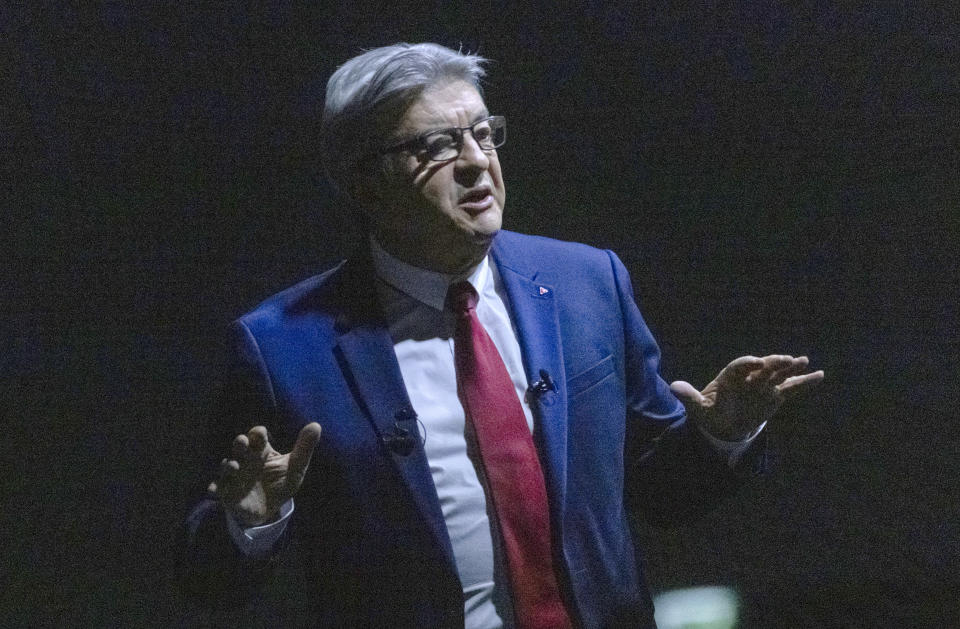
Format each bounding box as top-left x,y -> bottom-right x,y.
207,422 -> 322,527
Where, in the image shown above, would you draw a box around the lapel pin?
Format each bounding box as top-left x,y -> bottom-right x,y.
538,286 -> 550,296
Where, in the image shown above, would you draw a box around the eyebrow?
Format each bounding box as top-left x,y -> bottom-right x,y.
414,110 -> 491,136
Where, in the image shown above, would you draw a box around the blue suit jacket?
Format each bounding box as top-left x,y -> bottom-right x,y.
184,231 -> 745,628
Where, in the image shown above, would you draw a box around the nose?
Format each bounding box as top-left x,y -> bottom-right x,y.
456,131 -> 490,171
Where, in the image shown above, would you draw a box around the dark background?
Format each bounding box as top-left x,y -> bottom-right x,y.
5,2 -> 958,627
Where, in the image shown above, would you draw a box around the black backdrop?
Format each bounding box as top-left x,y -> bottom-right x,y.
5,2 -> 958,627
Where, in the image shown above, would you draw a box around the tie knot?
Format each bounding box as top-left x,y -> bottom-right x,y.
447,281 -> 478,316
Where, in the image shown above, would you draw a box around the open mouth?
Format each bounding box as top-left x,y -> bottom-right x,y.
459,187 -> 494,214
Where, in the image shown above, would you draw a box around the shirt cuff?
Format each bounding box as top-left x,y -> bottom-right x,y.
696,421 -> 767,468
224,499 -> 294,558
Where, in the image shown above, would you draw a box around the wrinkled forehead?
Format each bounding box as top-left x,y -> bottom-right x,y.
385,80 -> 489,138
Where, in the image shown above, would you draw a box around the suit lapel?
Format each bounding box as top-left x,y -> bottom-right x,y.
332,257 -> 457,571
491,237 -> 569,536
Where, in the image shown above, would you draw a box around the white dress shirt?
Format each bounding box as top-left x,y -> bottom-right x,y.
371,240 -> 529,628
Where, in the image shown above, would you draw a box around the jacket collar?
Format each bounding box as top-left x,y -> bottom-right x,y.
368,236 -> 491,313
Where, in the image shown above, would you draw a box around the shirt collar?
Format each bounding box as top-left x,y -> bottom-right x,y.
369,237 -> 490,312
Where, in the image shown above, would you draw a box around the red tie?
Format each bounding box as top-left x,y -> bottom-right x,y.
448,281 -> 573,629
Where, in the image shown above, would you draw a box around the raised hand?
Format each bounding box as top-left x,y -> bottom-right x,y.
207,422 -> 322,527
669,355 -> 824,441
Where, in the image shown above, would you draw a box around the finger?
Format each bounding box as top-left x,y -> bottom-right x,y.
217,458 -> 242,501
669,380 -> 706,406
746,355 -> 794,383
232,434 -> 250,462
247,426 -> 270,456
724,356 -> 765,378
768,356 -> 810,386
776,370 -> 825,394
220,458 -> 240,478
288,422 -> 323,480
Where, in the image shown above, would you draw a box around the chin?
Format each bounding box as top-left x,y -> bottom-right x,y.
469,229 -> 498,247
470,209 -> 503,238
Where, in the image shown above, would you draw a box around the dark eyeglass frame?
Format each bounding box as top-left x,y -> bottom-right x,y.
378,115 -> 506,162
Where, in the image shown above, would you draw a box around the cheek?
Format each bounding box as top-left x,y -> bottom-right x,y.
415,171 -> 458,212
489,157 -> 506,194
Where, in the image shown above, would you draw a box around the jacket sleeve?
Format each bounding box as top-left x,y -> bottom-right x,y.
179,319 -> 293,622
607,250 -> 759,527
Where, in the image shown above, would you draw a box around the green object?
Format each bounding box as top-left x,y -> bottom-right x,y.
653,585 -> 740,629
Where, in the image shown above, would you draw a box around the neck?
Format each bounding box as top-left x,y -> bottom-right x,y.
372,232 -> 494,276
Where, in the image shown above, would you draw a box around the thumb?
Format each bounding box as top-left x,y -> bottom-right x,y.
288,422 -> 323,480
670,380 -> 705,407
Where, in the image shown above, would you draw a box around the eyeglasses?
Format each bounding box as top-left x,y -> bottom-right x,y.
379,115 -> 506,162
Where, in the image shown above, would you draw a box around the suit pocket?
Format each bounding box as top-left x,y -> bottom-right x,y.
567,354 -> 615,399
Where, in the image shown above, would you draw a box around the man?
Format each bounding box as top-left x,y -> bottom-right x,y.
184,43 -> 823,628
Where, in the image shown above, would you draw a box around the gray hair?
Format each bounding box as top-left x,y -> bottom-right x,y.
321,43 -> 489,196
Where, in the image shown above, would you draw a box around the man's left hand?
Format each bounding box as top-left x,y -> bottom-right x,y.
669,355 -> 824,441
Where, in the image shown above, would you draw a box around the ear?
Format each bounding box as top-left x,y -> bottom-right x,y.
350,153 -> 405,207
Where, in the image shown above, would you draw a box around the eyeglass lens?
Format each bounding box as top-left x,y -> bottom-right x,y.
425,117 -> 506,161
